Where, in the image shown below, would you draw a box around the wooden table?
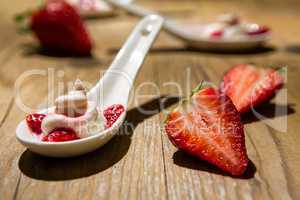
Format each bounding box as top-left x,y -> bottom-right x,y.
1,0 -> 300,199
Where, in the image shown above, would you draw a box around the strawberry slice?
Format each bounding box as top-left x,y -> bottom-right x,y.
220,64 -> 284,113
246,26 -> 270,36
42,128 -> 79,142
26,113 -> 46,134
103,104 -> 125,128
210,29 -> 224,38
30,0 -> 92,55
165,86 -> 248,176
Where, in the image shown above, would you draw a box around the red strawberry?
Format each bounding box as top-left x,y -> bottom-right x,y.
42,128 -> 79,142
210,29 -> 224,38
220,64 -> 284,113
30,0 -> 92,55
165,86 -> 248,175
26,113 -> 46,134
246,25 -> 270,36
103,104 -> 125,128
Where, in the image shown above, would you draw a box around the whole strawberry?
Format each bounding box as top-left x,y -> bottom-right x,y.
220,64 -> 284,113
165,84 -> 249,176
17,0 -> 92,55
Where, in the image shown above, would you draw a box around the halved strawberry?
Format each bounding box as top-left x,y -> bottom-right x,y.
220,64 -> 284,113
165,85 -> 248,176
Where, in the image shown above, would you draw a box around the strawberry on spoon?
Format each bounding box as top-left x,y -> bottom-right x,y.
165,84 -> 249,176
15,0 -> 92,56
220,64 -> 284,113
42,128 -> 79,142
26,114 -> 46,134
103,104 -> 125,128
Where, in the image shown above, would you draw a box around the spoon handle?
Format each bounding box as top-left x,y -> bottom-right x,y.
88,15 -> 163,108
106,0 -> 156,17
105,0 -> 187,41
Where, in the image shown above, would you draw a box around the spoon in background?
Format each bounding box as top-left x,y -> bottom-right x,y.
107,0 -> 271,50
66,0 -> 117,18
16,15 -> 164,157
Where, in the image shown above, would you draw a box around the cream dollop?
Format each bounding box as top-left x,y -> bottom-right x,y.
41,79 -> 105,139
200,14 -> 252,39
66,0 -> 113,16
55,79 -> 87,117
217,13 -> 240,26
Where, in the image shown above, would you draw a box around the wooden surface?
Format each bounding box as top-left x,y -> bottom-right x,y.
1,0 -> 300,199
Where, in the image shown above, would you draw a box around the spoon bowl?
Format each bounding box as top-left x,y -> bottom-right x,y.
16,15 -> 164,157
164,21 -> 270,50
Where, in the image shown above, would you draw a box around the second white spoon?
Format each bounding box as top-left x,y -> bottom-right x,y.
107,0 -> 270,50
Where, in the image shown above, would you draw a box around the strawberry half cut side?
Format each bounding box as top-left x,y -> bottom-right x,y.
220,64 -> 284,113
165,86 -> 249,176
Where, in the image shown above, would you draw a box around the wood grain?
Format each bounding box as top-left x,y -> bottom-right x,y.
0,0 -> 300,199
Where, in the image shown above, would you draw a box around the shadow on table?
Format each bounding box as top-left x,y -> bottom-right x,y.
20,43 -> 91,58
173,150 -> 256,179
285,44 -> 300,54
108,45 -> 276,55
151,45 -> 276,55
242,102 -> 295,124
18,95 -> 180,181
83,14 -> 118,21
19,43 -> 102,68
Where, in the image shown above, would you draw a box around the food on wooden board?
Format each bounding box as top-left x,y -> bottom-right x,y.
220,64 -> 284,113
165,84 -> 249,175
26,79 -> 124,142
15,0 -> 92,56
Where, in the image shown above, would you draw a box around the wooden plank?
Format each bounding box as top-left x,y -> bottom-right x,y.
0,0 -> 300,199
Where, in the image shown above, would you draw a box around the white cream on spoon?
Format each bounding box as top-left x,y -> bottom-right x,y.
41,79 -> 105,139
67,0 -> 115,18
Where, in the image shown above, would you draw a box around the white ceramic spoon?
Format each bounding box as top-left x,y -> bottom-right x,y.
16,15 -> 164,157
107,0 -> 270,50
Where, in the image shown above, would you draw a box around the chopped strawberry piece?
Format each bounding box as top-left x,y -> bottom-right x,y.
246,25 -> 270,36
220,64 -> 284,113
26,113 -> 46,134
42,128 -> 79,142
210,30 -> 224,38
30,0 -> 92,55
165,87 -> 248,176
103,104 -> 125,128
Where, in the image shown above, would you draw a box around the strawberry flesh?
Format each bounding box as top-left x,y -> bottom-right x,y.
42,128 -> 79,142
103,104 -> 125,128
210,30 -> 224,38
220,64 -> 284,113
165,87 -> 248,176
26,113 -> 46,134
246,26 -> 270,36
30,0 -> 92,56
